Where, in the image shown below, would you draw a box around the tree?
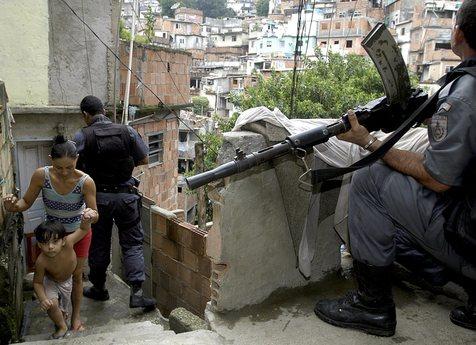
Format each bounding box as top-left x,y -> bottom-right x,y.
160,0 -> 235,19
231,50 -> 389,119
159,0 -> 179,17
256,0 -> 269,17
192,96 -> 210,115
144,5 -> 156,43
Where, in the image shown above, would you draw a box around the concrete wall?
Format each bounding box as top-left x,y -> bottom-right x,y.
207,127 -> 340,311
0,1 -> 50,107
0,82 -> 24,344
11,112 -> 83,142
0,0 -> 120,108
48,0 -> 120,106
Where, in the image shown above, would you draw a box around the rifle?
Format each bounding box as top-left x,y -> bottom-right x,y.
186,23 -> 430,190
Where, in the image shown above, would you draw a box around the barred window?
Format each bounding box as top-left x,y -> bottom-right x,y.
148,132 -> 164,165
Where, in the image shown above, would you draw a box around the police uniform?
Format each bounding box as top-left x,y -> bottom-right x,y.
74,115 -> 149,289
348,59 -> 476,281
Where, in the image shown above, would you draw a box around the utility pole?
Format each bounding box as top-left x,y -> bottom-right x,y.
122,0 -> 137,125
195,142 -> 206,230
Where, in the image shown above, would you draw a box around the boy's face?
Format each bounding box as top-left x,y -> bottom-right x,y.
38,237 -> 66,258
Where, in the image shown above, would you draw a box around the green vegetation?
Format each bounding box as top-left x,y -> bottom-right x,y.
231,50 -> 386,119
160,0 -> 235,18
192,96 -> 210,115
256,0 -> 269,17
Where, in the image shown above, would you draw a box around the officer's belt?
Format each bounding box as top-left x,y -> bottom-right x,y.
97,184 -> 136,194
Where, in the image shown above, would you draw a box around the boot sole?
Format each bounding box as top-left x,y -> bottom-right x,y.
314,307 -> 396,337
450,316 -> 476,330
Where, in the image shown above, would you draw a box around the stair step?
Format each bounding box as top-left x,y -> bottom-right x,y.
22,328 -> 224,345
23,321 -> 165,343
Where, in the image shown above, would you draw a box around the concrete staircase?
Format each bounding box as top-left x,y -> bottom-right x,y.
21,273 -> 225,345
22,321 -> 224,345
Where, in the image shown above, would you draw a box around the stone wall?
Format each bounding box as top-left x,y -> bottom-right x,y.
151,207 -> 211,317
0,81 -> 24,344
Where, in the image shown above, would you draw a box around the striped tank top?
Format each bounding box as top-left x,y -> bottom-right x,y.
42,166 -> 87,233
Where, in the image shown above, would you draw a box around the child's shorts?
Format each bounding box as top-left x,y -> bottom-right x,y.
72,229 -> 92,258
44,275 -> 73,313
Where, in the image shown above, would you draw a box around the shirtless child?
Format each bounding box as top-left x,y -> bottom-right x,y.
33,210 -> 94,339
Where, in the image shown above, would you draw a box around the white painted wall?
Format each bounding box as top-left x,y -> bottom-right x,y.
0,1 -> 49,106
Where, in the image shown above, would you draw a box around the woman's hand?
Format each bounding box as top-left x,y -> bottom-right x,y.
82,208 -> 98,222
3,194 -> 18,212
337,110 -> 373,147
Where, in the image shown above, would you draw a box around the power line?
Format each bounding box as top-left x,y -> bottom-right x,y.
290,0 -> 306,117
58,0 -> 219,159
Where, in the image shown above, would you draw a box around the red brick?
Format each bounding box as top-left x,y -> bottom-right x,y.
155,235 -> 179,260
178,262 -> 193,285
198,257 -> 211,278
180,248 -> 199,271
189,231 -> 206,255
153,250 -> 178,277
167,221 -> 179,242
152,213 -> 167,236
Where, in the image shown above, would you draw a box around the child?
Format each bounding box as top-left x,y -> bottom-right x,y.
3,135 -> 98,332
33,214 -> 94,339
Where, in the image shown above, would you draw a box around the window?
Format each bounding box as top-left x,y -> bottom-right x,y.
401,28 -> 405,35
321,23 -> 328,30
163,33 -> 166,38
179,131 -> 188,143
445,65 -> 454,73
335,22 -> 341,29
251,41 -> 255,47
334,40 -> 339,45
339,12 -> 346,18
347,21 -> 355,28
175,23 -> 180,29
179,38 -> 185,44
232,35 -> 237,42
267,40 -> 272,47
178,186 -> 183,193
435,42 -> 451,50
148,133 -> 164,165
280,40 -> 285,47
320,41 -> 327,46
206,27 -> 211,32
346,40 -> 353,48
222,36 -> 225,41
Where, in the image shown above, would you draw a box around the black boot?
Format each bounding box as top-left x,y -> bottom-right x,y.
129,282 -> 156,309
314,260 -> 396,337
450,281 -> 476,330
83,285 -> 110,301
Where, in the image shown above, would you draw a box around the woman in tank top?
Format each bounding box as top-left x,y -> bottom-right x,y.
3,135 -> 98,333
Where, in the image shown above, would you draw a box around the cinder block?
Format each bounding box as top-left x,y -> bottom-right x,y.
152,212 -> 167,236
181,248 -> 199,271
169,307 -> 209,334
155,235 -> 179,260
154,250 -> 178,277
198,256 -> 211,278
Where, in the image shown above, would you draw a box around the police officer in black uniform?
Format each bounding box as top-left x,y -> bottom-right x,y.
74,95 -> 156,309
314,0 -> 476,336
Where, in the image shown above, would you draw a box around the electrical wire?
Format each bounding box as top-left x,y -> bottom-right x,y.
58,0 -> 219,159
81,0 -> 94,95
290,0 -> 305,117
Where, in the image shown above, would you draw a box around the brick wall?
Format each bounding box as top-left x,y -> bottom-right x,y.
119,42 -> 192,106
151,207 -> 211,317
132,117 -> 179,210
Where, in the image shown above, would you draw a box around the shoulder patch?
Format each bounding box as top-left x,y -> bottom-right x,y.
430,114 -> 448,142
437,102 -> 452,112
